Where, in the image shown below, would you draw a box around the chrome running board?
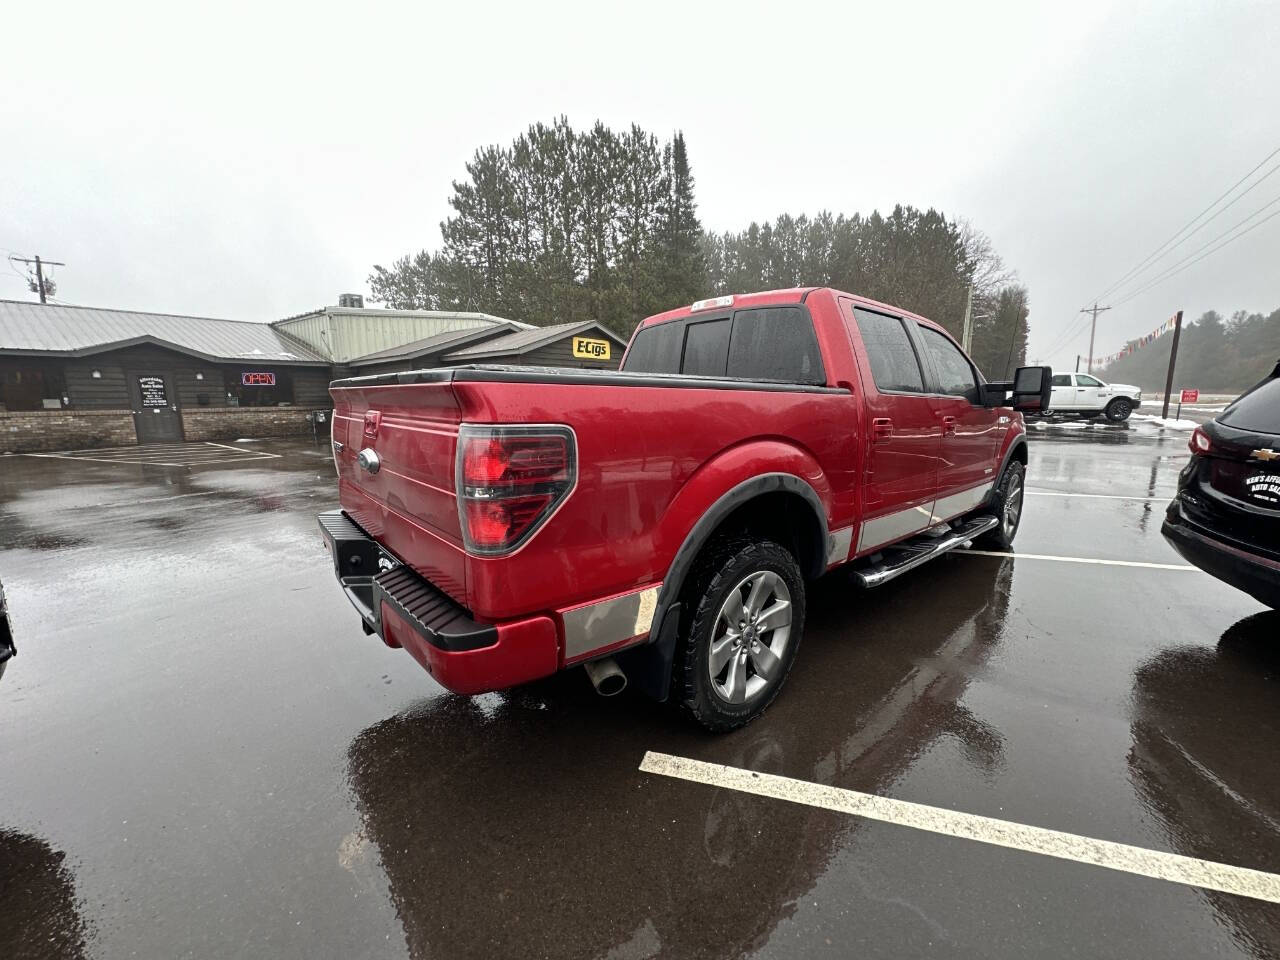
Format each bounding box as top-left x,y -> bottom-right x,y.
850,515 -> 1000,589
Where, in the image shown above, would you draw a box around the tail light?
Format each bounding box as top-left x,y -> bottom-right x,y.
1190,427 -> 1212,455
455,425 -> 576,555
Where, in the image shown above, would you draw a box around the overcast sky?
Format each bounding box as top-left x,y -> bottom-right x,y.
2,0 -> 1276,369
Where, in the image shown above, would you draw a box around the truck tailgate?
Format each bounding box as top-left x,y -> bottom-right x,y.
331,377 -> 468,603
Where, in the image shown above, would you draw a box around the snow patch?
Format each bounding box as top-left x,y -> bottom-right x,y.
1131,414 -> 1198,430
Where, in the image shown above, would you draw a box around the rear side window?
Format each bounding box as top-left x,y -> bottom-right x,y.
918,326 -> 978,398
1051,374 -> 1072,387
623,321 -> 682,374
852,309 -> 924,392
682,319 -> 731,377
726,308 -> 826,384
1220,376 -> 1280,434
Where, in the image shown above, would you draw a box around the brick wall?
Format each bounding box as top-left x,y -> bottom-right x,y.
181,407 -> 332,442
0,409 -> 137,453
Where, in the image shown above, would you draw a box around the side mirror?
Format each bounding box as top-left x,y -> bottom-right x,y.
981,366 -> 1053,412
1011,366 -> 1052,412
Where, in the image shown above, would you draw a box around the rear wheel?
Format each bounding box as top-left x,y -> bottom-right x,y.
977,460 -> 1025,549
674,539 -> 805,732
1106,398 -> 1133,422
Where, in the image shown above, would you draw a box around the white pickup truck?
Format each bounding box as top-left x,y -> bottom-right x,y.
1048,373 -> 1142,421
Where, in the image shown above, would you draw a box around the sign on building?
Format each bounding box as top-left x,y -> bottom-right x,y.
137,375 -> 169,407
242,372 -> 277,386
572,337 -> 611,361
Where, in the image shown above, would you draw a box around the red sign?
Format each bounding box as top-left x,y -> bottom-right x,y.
1180,389 -> 1199,403
241,372 -> 276,386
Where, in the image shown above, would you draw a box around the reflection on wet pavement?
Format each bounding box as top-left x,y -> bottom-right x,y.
1130,612 -> 1280,958
0,828 -> 91,959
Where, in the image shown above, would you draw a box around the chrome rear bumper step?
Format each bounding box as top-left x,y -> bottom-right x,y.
851,515 -> 1000,588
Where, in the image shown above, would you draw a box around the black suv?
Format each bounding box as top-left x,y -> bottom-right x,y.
1163,360 -> 1280,609
0,580 -> 13,681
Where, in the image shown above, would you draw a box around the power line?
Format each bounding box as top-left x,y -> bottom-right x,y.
1040,311 -> 1094,360
1101,160 -> 1280,305
1083,142 -> 1280,307
1111,203 -> 1280,308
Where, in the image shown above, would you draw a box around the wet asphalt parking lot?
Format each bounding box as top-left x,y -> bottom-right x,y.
2,425 -> 1277,960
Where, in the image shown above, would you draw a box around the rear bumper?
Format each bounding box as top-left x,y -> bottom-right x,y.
1162,501 -> 1280,609
318,510 -> 559,693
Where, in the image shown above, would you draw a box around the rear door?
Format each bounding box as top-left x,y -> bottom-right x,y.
1050,373 -> 1075,410
842,301 -> 940,553
912,324 -> 1001,520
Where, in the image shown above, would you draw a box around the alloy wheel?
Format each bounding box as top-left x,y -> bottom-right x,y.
1003,470 -> 1024,540
707,570 -> 792,705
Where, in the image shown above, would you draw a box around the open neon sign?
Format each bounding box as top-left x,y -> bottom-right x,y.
241,372 -> 276,386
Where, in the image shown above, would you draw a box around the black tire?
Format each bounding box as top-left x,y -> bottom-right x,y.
673,539 -> 805,732
1106,398 -> 1133,422
977,459 -> 1025,549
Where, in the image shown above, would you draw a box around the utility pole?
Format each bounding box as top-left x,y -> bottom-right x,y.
1160,310 -> 1184,420
961,284 -> 973,353
1080,302 -> 1111,373
9,254 -> 65,303
1075,354 -> 1081,373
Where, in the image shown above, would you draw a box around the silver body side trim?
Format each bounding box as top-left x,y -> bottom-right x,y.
561,584 -> 661,661
827,526 -> 853,566
930,481 -> 994,525
857,501 -> 936,553
856,481 -> 995,554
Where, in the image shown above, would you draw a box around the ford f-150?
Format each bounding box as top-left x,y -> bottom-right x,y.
320,288 -> 1050,729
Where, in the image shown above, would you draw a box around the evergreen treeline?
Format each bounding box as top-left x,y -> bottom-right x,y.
1095,309 -> 1280,393
369,118 -> 1030,377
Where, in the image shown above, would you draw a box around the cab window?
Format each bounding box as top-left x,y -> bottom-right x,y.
917,326 -> 979,399
1075,374 -> 1103,387
726,308 -> 825,384
1051,374 -> 1072,387
851,308 -> 924,392
681,318 -> 730,377
623,321 -> 683,374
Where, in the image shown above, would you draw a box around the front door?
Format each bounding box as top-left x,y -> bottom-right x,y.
129,372 -> 183,443
1072,373 -> 1106,411
912,323 -> 1001,521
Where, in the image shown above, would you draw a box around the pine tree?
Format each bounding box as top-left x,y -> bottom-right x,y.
654,132 -> 707,306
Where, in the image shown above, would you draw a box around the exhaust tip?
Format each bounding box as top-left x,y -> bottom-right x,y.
583,657 -> 627,697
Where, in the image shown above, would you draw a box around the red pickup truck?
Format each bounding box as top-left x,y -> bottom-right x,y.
320,288 -> 1049,729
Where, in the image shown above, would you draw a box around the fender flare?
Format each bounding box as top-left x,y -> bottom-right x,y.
617,472 -> 828,702
983,436 -> 1029,509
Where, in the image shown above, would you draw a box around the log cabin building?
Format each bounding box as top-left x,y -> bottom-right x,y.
0,298 -> 626,453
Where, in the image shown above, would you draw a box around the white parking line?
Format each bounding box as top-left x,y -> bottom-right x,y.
961,550 -> 1193,570
19,444 -> 279,467
1026,491 -> 1172,502
639,752 -> 1280,904
21,452 -> 187,467
202,441 -> 282,458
